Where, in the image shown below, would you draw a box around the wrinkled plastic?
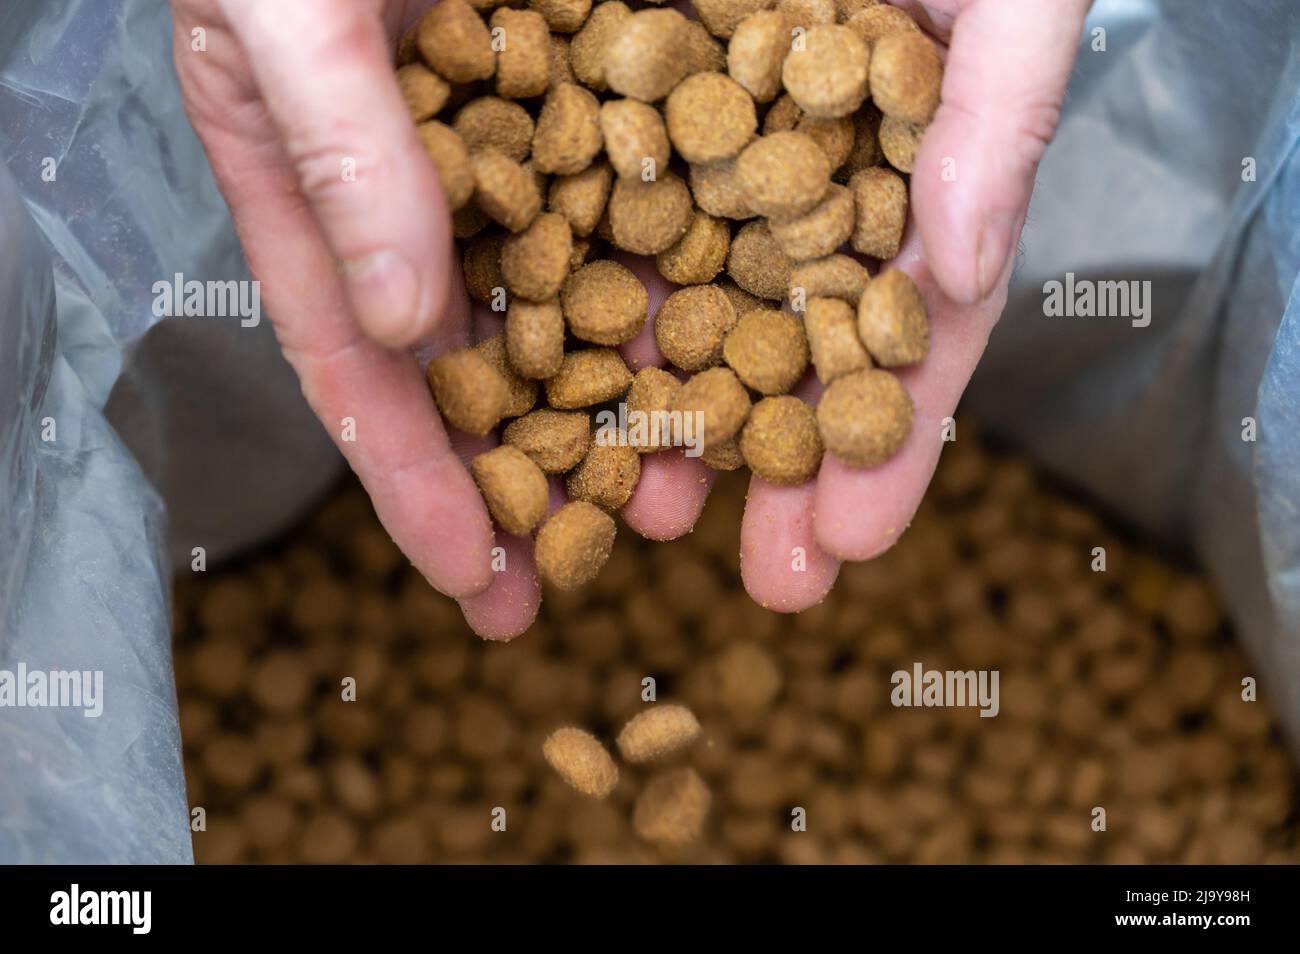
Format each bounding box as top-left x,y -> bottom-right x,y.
1,0 -> 1298,864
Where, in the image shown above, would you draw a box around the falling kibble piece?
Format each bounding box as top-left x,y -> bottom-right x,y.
633,767 -> 711,847
616,704 -> 703,763
503,408 -> 592,472
805,296 -> 871,383
426,349 -> 510,436
781,24 -> 871,119
740,395 -> 823,485
543,726 -> 619,798
817,367 -> 913,467
722,309 -> 810,395
672,367 -> 752,451
654,284 -> 738,372
502,213 -> 573,302
471,446 -> 549,535
849,166 -> 908,260
561,259 -> 648,345
536,502 -> 618,590
566,442 -> 642,510
857,268 -> 930,366
870,29 -> 943,124
736,132 -> 831,220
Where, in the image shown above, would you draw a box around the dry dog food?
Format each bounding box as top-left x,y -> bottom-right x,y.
543,727 -> 619,798
616,704 -> 703,763
399,0 -> 945,590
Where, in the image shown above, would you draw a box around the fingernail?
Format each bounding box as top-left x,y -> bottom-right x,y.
342,250 -> 421,346
975,212 -> 1017,301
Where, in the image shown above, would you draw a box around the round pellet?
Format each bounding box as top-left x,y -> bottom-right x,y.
503,408 -> 592,472
417,0 -> 496,84
727,11 -> 790,104
452,96 -> 535,163
655,284 -> 738,372
599,98 -> 670,180
672,367 -> 751,451
571,1 -> 632,91
727,221 -> 794,301
740,395 -> 823,484
656,210 -> 731,285
529,0 -> 593,34
694,0 -> 777,39
805,296 -> 870,383
879,115 -> 926,173
472,148 -> 542,232
506,298 -> 566,379
542,726 -> 619,797
566,442 -> 641,510
603,8 -> 691,102
781,25 -> 870,118
849,166 -> 907,260
397,64 -> 450,123
837,104 -> 884,181
462,233 -> 506,305
816,367 -> 912,467
544,348 -> 633,408
416,122 -> 474,211
870,29 -> 943,124
607,172 -> 694,254
492,8 -> 552,98
701,437 -> 745,471
788,253 -> 871,305
857,268 -> 929,366
535,502 -> 618,590
471,446 -> 549,535
533,83 -> 603,175
476,333 -> 539,417
561,259 -> 648,345
767,182 -> 854,260
502,212 -> 573,301
665,72 -> 758,163
689,157 -> 756,220
625,367 -> 684,454
845,4 -> 920,46
426,349 -> 510,435
548,160 -> 613,237
722,308 -> 809,395
736,131 -> 831,219
633,767 -> 711,847
616,705 -> 703,763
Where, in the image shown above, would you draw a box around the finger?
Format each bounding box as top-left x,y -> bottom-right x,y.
621,448 -> 715,541
911,0 -> 1089,304
740,477 -> 841,612
458,531 -> 541,641
613,252 -> 675,371
812,231 -> 1009,561
218,0 -> 451,347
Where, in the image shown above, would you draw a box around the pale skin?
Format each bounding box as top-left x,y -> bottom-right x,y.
170,0 -> 1092,638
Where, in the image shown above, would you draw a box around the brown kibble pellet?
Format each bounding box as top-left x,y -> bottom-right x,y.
566,441 -> 641,510
607,172 -> 694,254
845,4 -> 920,47
491,8 -> 552,99
683,19 -> 729,74
666,72 -> 757,163
471,445 -> 549,534
472,148 -> 543,232
701,437 -> 745,471
397,64 -> 450,122
536,502 -> 617,590
695,0 -> 776,39
533,83 -> 603,175
727,220 -> 794,300
476,333 -> 539,417
782,25 -> 870,118
655,284 -> 738,372
672,367 -> 751,450
740,395 -> 822,484
849,166 -> 907,259
503,408 -> 592,472
542,726 -> 619,797
837,103 -> 884,180
777,0 -> 835,29
570,1 -> 631,91
506,298 -> 566,379
530,0 -> 593,34
805,296 -> 870,383
879,114 -> 926,173
426,348 -> 510,435
736,131 -> 831,219
549,34 -> 576,87
462,233 -> 506,305
716,278 -> 764,317
569,234 -> 598,270
716,641 -> 781,712
857,268 -> 929,366
625,367 -> 683,453
562,259 -> 648,345
817,367 -> 912,466
723,308 -> 809,395
617,705 -> 703,763
799,114 -> 856,170
633,767 -> 711,847
548,160 -> 613,236
763,93 -> 802,134
417,0 -> 496,84
656,210 -> 730,285
767,182 -> 854,260
871,29 -> 942,124
545,348 -> 633,407
603,8 -> 691,102
689,158 -> 756,220
452,97 -> 535,163
789,253 -> 871,305
727,11 -> 790,104
417,122 -> 474,211
599,99 -> 670,180
502,212 -> 573,301
452,201 -> 490,239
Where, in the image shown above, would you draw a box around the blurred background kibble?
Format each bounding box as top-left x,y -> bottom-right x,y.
174,424 -> 1300,864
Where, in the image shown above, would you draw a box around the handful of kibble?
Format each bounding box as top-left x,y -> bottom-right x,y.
401,0 -> 942,590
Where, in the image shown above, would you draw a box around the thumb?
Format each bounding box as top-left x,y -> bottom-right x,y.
218,0 -> 450,347
911,0 -> 1091,305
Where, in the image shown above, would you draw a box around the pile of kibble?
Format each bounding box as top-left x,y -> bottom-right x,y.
176,424 -> 1300,864
401,0 -> 940,590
